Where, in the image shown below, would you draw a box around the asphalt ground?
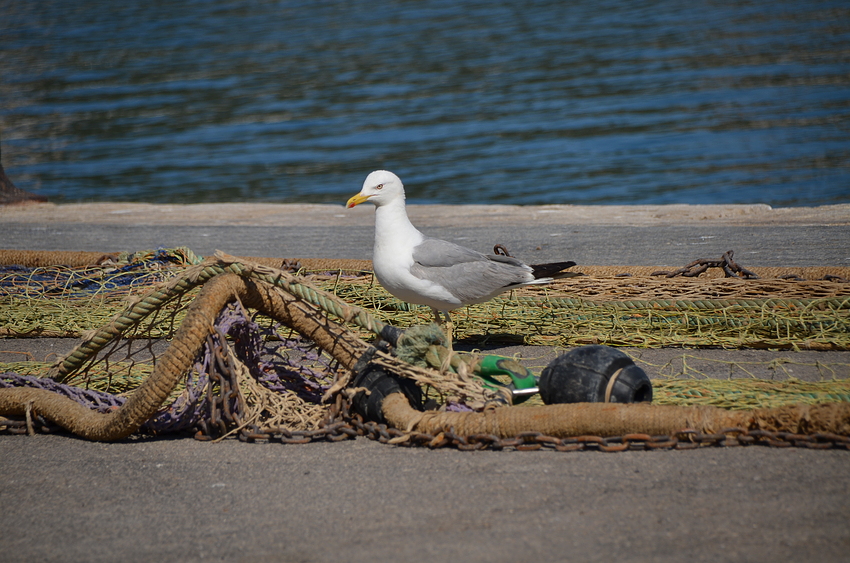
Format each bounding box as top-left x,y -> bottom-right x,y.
1,202 -> 849,563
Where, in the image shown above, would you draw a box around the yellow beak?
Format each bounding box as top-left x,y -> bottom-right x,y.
346,193 -> 371,208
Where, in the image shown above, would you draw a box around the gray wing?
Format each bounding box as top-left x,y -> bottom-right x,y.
410,238 -> 534,302
411,238 -> 487,268
412,238 -> 528,268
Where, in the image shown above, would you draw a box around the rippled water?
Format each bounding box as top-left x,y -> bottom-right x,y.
1,0 -> 848,205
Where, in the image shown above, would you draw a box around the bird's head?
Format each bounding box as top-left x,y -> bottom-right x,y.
346,170 -> 405,208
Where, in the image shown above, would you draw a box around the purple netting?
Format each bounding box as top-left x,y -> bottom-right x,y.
1,299 -> 340,436
0,373 -> 125,413
445,402 -> 474,413
0,371 -> 207,434
218,300 -> 338,404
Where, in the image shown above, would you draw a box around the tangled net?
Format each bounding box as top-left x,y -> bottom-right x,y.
1,249 -> 849,449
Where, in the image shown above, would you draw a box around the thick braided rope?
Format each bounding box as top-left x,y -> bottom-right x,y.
381,393 -> 850,438
3,250 -> 849,280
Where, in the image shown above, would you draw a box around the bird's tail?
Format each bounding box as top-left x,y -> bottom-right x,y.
530,261 -> 579,280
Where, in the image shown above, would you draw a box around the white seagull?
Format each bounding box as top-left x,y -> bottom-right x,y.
346,170 -> 578,339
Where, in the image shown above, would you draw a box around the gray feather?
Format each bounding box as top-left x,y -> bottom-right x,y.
411,238 -> 488,267
410,238 -> 535,303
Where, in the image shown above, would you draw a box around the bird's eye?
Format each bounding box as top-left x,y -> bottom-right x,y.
376,183 -> 384,190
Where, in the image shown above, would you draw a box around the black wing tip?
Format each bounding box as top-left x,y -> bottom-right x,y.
530,261 -> 577,279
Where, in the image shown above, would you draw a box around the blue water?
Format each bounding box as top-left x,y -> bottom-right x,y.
1,0 -> 848,206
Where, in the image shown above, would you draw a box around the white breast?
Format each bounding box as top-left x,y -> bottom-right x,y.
371,203 -> 461,311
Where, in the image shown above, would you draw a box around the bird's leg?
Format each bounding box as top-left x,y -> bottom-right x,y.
430,308 -> 454,343
443,314 -> 455,351
431,307 -> 455,372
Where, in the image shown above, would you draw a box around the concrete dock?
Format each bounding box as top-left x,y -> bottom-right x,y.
1,202 -> 849,563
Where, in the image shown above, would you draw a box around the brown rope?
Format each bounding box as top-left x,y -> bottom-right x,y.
381,393 -> 850,438
572,265 -> 850,281
2,249 -> 848,281
0,250 -> 119,268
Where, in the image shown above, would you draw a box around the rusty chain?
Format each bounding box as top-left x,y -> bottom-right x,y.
4,397 -> 849,451
228,399 -> 850,451
651,250 -> 760,279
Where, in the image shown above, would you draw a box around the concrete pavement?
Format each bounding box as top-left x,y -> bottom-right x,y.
2,202 -> 850,267
1,202 -> 849,563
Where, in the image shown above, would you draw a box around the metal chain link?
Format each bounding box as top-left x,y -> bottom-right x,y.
4,401 -> 848,450
652,250 -> 760,279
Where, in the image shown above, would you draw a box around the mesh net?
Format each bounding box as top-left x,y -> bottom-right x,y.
3,248 -> 849,349
1,248 -> 848,440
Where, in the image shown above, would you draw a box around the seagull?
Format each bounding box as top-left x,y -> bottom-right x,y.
346,170 -> 578,341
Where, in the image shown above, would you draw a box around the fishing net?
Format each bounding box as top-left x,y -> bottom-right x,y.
1,248 -> 848,447
2,248 -> 849,349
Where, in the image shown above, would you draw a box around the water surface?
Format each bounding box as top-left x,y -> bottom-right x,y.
1,0 -> 848,205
